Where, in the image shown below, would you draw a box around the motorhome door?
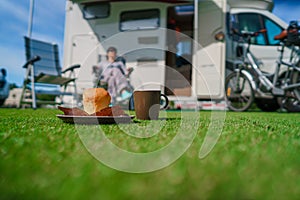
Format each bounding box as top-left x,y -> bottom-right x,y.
193,0 -> 226,99
165,5 -> 194,97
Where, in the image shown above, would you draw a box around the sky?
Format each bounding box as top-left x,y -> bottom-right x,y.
0,0 -> 299,86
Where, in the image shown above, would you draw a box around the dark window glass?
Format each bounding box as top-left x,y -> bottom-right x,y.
233,13 -> 283,45
83,2 -> 110,19
237,13 -> 265,45
120,9 -> 160,31
263,16 -> 283,45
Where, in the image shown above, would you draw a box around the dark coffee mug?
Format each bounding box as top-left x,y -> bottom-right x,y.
133,90 -> 168,120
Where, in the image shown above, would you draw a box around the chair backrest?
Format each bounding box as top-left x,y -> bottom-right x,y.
24,36 -> 61,77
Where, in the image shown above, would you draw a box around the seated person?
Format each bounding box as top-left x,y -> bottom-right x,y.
93,47 -> 132,103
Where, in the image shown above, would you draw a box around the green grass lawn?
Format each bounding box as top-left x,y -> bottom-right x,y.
0,108 -> 300,199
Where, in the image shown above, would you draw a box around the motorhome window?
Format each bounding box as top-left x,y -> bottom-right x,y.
83,3 -> 110,19
175,5 -> 194,16
120,9 -> 159,31
236,13 -> 264,44
175,40 -> 192,66
263,16 -> 283,45
176,41 -> 192,56
235,13 -> 283,45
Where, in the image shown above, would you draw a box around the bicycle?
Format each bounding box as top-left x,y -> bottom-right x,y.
225,21 -> 300,112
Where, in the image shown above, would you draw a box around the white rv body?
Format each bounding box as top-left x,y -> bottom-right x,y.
228,0 -> 274,11
63,0 -> 288,103
64,0 -> 227,101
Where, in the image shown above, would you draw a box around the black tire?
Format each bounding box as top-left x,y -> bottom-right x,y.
291,63 -> 300,101
255,98 -> 280,112
278,97 -> 300,112
225,71 -> 254,111
276,67 -> 300,112
0,99 -> 5,106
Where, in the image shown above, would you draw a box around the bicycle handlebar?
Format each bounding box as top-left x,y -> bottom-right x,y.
232,28 -> 266,39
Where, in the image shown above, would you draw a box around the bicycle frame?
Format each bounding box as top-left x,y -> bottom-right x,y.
238,35 -> 275,97
276,45 -> 300,91
240,31 -> 300,97
226,25 -> 300,112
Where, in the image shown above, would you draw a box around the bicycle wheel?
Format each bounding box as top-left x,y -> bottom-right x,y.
291,61 -> 300,101
277,69 -> 300,112
225,71 -> 254,111
255,98 -> 280,112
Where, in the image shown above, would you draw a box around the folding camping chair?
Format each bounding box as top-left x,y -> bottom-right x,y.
19,36 -> 80,109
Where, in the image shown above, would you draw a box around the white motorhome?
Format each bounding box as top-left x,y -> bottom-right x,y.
63,0 -> 226,103
63,0 -> 288,105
